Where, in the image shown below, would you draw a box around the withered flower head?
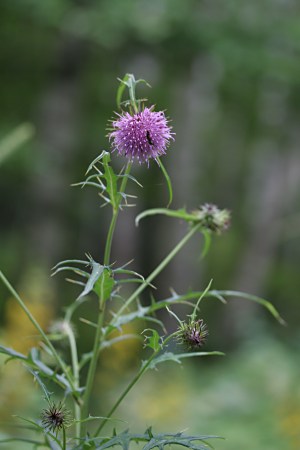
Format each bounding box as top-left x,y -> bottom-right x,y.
41,401 -> 72,434
192,203 -> 231,234
177,318 -> 209,351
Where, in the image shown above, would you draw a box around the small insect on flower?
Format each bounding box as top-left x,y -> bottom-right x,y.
177,318 -> 209,351
146,130 -> 154,146
108,106 -> 174,164
41,401 -> 72,434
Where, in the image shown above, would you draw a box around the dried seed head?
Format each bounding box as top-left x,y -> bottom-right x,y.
41,401 -> 72,433
192,204 -> 231,234
177,319 -> 209,351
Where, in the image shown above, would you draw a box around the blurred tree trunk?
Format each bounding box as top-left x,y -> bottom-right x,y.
27,36 -> 86,268
224,144 -> 300,339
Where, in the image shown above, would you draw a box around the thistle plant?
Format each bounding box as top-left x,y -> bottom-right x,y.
0,73 -> 285,450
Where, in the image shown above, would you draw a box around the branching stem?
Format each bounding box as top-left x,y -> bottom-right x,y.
94,332 -> 179,436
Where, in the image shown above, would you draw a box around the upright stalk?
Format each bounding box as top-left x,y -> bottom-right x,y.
65,322 -> 81,437
81,162 -> 132,434
92,224 -> 200,436
112,224 -> 201,324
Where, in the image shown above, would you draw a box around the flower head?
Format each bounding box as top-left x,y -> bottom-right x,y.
192,203 -> 231,234
108,106 -> 174,164
177,318 -> 209,351
41,401 -> 72,434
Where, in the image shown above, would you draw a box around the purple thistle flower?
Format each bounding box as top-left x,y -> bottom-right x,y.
108,106 -> 174,164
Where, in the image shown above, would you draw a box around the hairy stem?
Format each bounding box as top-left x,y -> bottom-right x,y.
81,162 -> 132,434
104,162 -> 133,266
65,322 -> 81,437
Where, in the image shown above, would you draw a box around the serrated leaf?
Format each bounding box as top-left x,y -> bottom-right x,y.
143,329 -> 160,352
94,268 -> 115,305
77,262 -> 105,300
77,430 -> 222,450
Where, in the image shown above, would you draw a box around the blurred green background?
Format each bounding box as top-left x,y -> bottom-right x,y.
0,0 -> 300,448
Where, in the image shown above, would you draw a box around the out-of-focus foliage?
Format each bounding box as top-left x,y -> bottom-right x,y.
118,335 -> 300,450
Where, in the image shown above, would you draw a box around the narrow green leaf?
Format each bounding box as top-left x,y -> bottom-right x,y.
86,150 -> 109,175
116,74 -> 130,109
200,229 -> 211,258
0,437 -> 44,445
211,290 -> 286,325
148,351 -> 224,370
135,208 -> 193,227
26,368 -> 52,403
102,153 -> 118,210
157,157 -> 173,207
0,345 -> 27,361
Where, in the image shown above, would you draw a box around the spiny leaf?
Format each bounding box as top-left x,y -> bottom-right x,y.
142,329 -> 161,352
75,429 -> 222,450
86,151 -> 109,175
77,262 -> 105,301
94,268 -> 115,305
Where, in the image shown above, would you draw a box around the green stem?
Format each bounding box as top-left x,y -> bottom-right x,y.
104,162 -> 132,266
0,271 -> 76,393
62,426 -> 66,450
94,332 -> 178,436
65,322 -> 81,437
81,161 -> 132,435
112,224 -> 201,325
128,75 -> 138,113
